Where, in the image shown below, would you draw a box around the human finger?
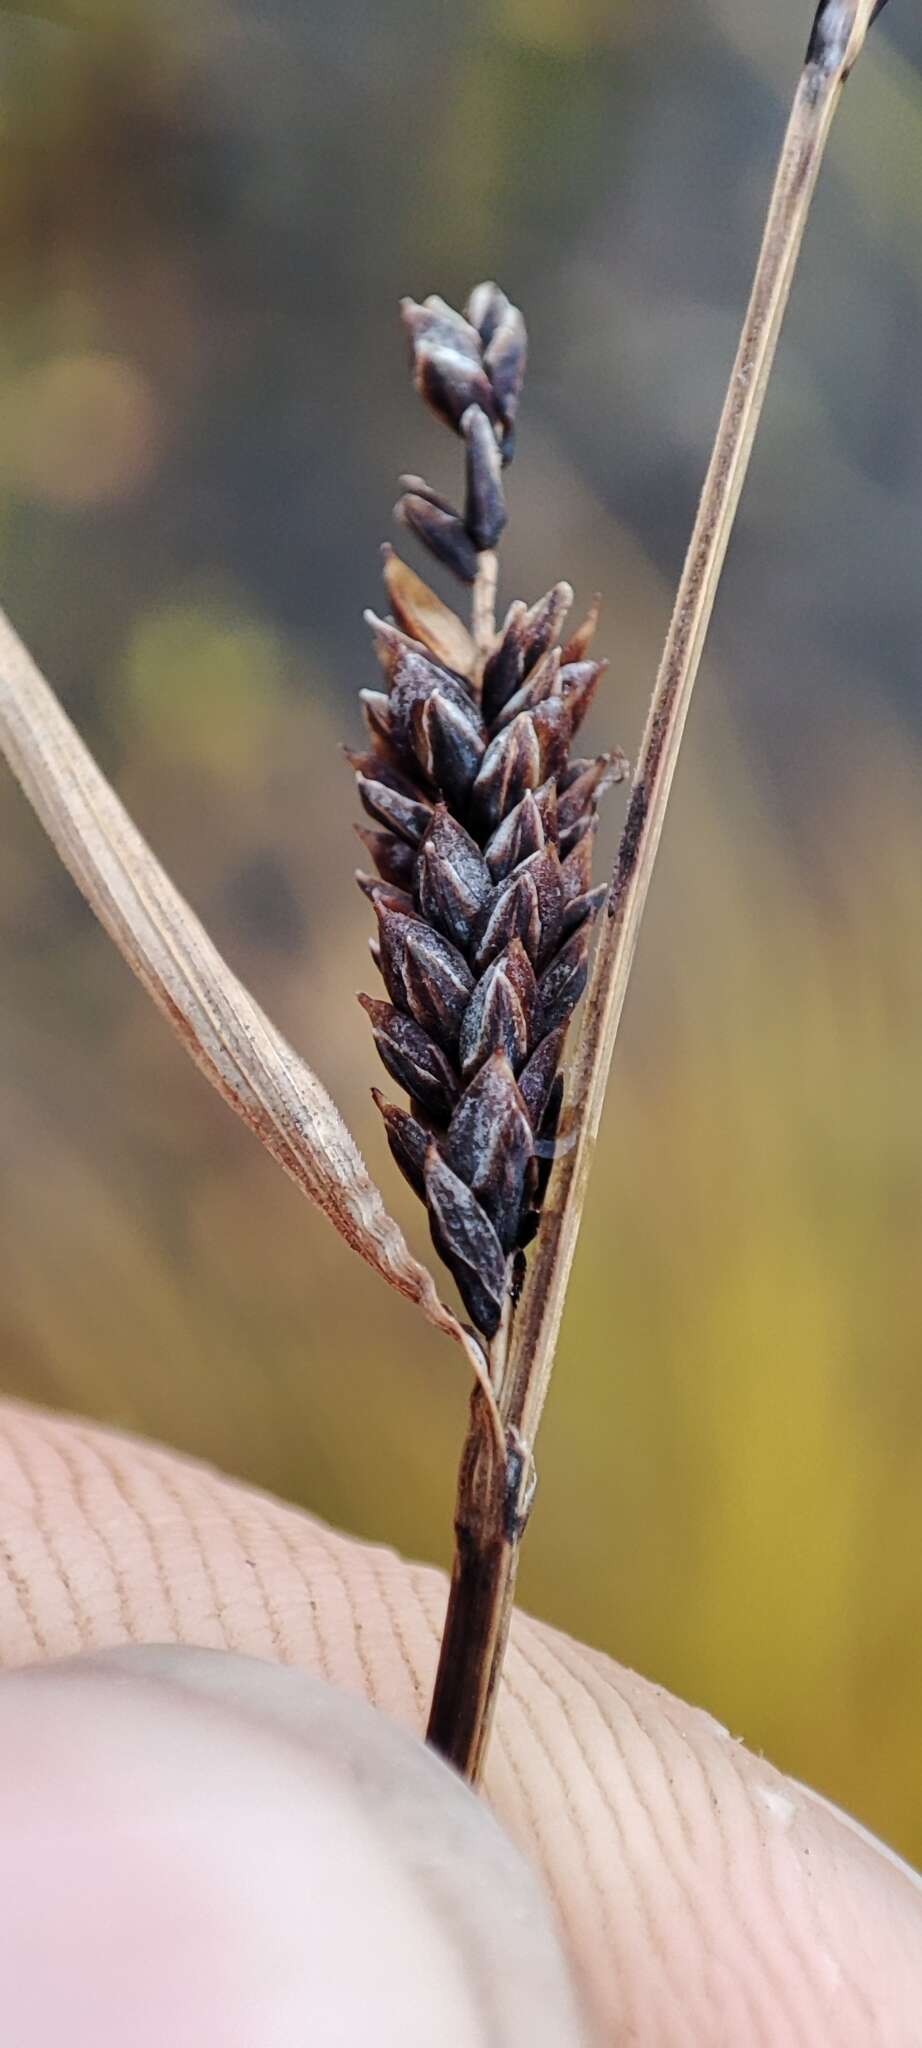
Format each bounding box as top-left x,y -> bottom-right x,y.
0,1400 -> 919,2043
0,1642 -> 590,2046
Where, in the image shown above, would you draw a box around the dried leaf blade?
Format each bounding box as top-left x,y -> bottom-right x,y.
0,608 -> 499,1421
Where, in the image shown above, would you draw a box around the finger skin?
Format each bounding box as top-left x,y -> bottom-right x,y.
0,1400 -> 919,2044
0,1647 -> 590,2047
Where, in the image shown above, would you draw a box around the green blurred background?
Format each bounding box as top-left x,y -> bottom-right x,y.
1,0 -> 921,1860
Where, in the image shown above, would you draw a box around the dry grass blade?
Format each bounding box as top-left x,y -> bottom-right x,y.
504,0 -> 885,1450
0,602 -> 498,1422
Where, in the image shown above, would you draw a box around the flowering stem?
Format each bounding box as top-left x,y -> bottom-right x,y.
426,0 -> 882,1786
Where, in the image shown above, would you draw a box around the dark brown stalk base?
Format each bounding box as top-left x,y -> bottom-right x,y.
426,1385 -> 532,1783
426,1530 -> 519,1783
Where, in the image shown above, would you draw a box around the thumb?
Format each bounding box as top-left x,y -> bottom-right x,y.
0,1643 -> 591,2046
0,1399 -> 920,2043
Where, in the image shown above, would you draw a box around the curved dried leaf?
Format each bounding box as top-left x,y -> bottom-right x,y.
0,607 -> 498,1424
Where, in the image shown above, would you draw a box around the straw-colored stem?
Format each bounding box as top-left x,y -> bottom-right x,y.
471,549 -> 498,677
426,0 -> 881,1785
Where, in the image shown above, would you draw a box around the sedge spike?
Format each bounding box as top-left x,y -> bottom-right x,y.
349,284 -> 627,1347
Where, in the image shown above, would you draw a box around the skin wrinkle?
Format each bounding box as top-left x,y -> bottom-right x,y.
486,1721 -> 566,1920
301,1520 -> 384,1706
723,1732 -> 866,2037
87,1440 -> 186,1645
38,1413 -> 411,1712
784,1788 -> 882,2037
57,1424 -> 191,1648
499,1659 -> 637,2010
716,1742 -> 836,2041
98,1439 -> 225,1631
232,1507 -> 333,1679
828,1840 -> 897,2033
491,1728 -> 570,1922
0,1425 -> 807,2031
216,1513 -> 291,1661
461,1624 -> 582,1929
0,1531 -> 49,1656
220,1504 -> 299,1664
366,1548 -> 428,1714
131,1460 -> 243,1652
555,1637 -> 804,2037
790,1798 -> 922,2044
303,1507 -> 422,1712
498,1684 -> 609,2024
522,1627 -> 731,2031
0,1416 -> 37,1513
263,1501 -> 345,1684
510,1632 -> 701,2044
173,1453 -> 347,1681
51,1431 -> 153,1647
7,1420 -> 93,1649
520,1631 -> 723,2037
568,1648 -> 703,1868
565,1638 -> 819,2044
5,1421 -> 81,1610
565,1647 -> 789,2047
689,1750 -> 808,2048
571,1636 -> 880,2044
1,1407 -> 921,2045
344,1532 -> 918,2047
221,1512 -> 301,1661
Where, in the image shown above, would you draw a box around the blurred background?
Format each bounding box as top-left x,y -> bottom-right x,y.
1,0 -> 921,1860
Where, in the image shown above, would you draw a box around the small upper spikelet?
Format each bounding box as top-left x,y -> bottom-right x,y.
395,286 -> 528,585
349,284 -> 627,1341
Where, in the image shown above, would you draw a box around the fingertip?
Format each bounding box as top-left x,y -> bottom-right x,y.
492,1624 -> 922,2043
2,1404 -> 920,2043
0,1646 -> 594,2047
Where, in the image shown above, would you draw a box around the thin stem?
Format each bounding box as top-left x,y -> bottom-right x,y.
424,541 -> 516,1784
426,1384 -> 530,1784
427,0 -> 881,1784
488,1283 -> 514,1404
503,0 -> 880,1451
425,1388 -> 521,1781
471,549 -> 498,678
426,1543 -> 520,1780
